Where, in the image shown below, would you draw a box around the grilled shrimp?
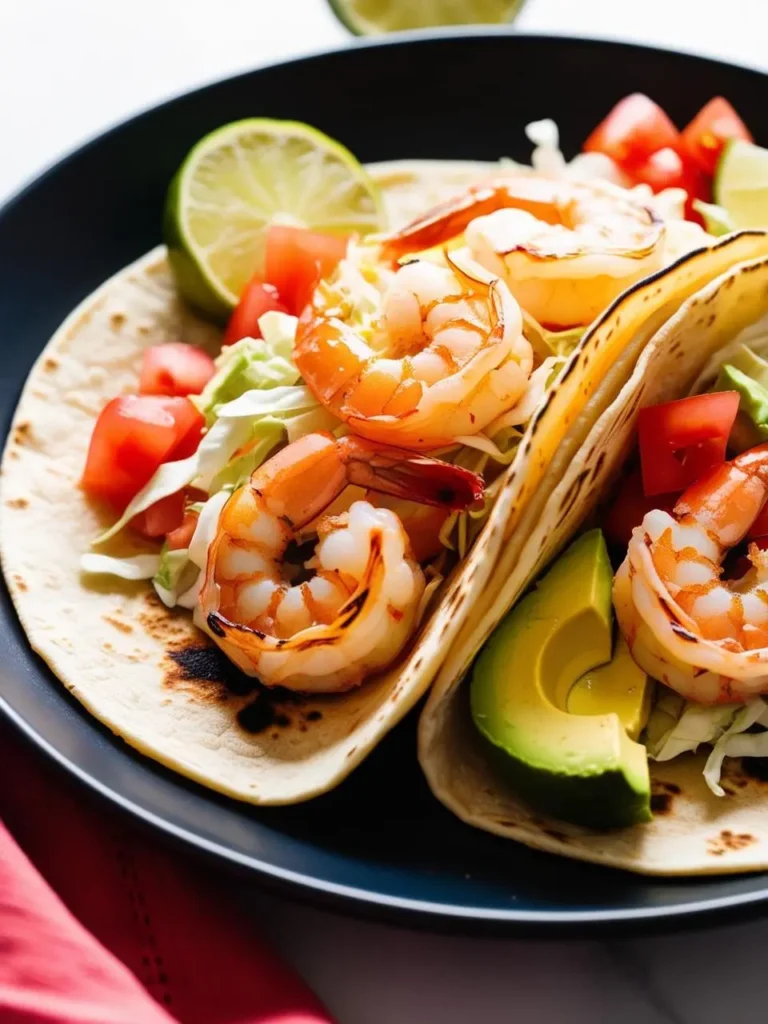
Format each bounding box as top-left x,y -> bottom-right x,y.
380,177 -> 664,329
199,432 -> 483,693
615,443 -> 768,703
293,256 -> 533,449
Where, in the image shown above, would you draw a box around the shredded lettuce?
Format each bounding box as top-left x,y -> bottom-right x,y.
80,552 -> 161,580
153,547 -> 199,608
704,701 -> 768,796
151,491 -> 229,609
646,698 -> 738,762
196,385 -> 336,494
646,692 -> 768,796
95,456 -> 199,545
93,311 -> 335,554
187,491 -> 229,569
194,312 -> 300,423
521,312 -> 583,365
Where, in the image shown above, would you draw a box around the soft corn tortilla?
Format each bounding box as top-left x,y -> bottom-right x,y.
420,254 -> 768,875
3,156 -> 768,807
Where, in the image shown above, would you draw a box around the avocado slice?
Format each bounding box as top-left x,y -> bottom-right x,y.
714,361 -> 768,452
470,530 -> 652,829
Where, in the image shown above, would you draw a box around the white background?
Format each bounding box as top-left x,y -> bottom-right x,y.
3,2 -> 768,1021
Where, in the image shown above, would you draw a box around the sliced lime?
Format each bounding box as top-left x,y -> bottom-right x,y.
328,0 -> 525,34
692,199 -> 735,237
713,138 -> 768,230
164,119 -> 385,320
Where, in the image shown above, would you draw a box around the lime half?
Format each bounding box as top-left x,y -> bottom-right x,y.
165,119 -> 385,320
328,0 -> 525,34
714,138 -> 768,230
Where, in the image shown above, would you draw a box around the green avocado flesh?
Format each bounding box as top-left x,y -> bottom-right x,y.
715,357 -> 768,452
470,530 -> 652,830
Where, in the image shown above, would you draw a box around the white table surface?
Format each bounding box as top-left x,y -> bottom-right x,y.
4,2 -> 768,1021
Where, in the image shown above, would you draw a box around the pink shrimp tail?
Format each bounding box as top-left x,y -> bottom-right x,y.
336,435 -> 484,511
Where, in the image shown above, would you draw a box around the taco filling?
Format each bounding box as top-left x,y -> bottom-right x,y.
4,94 -> 768,811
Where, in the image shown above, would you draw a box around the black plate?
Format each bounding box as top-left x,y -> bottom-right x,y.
3,31 -> 768,934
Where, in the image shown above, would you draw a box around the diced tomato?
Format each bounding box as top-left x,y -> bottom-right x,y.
166,509 -> 200,550
81,396 -> 204,513
168,399 -> 205,459
131,490 -> 187,538
139,343 -> 215,397
131,486 -> 206,542
638,392 -> 740,497
681,97 -> 753,177
629,147 -> 687,192
583,94 -> 680,169
602,469 -> 677,549
265,226 -> 348,316
631,146 -> 708,200
628,147 -> 709,221
223,279 -> 289,346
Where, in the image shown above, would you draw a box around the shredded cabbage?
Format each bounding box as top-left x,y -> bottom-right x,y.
93,312 -> 333,551
704,701 -> 768,796
95,456 -> 199,545
646,698 -> 738,762
153,547 -> 198,608
194,312 -> 300,423
152,491 -> 229,609
195,385 -> 335,494
80,552 -> 161,580
691,326 -> 768,394
645,692 -> 768,796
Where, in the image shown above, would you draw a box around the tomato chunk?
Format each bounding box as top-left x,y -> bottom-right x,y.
638,392 -> 740,497
628,146 -> 709,220
681,97 -> 753,177
131,487 -> 205,541
166,508 -> 200,550
583,94 -> 680,169
139,343 -> 215,397
223,279 -> 289,346
630,146 -> 708,199
82,396 -> 204,513
131,490 -> 187,538
265,226 -> 348,316
602,470 -> 677,548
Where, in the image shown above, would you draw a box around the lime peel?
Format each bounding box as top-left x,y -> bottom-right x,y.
328,0 -> 525,34
714,138 -> 768,230
164,118 -> 385,320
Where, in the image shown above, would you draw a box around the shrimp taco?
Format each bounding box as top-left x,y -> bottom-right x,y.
4,104 -> 768,808
419,250 -> 768,875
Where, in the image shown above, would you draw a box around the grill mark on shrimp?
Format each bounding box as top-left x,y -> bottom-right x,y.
670,623 -> 699,643
199,433 -> 480,692
615,441 -> 768,702
296,227 -> 533,448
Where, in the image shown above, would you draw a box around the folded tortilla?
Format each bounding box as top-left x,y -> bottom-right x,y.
3,156 -> 768,808
419,252 -> 768,875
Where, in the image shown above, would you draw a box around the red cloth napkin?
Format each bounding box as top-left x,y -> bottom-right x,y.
0,724 -> 335,1024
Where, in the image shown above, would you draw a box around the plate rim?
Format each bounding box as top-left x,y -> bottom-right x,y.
3,29 -> 768,933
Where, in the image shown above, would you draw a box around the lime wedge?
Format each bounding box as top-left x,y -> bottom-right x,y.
328,0 -> 525,34
692,199 -> 735,237
714,138 -> 768,230
164,119 -> 385,320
